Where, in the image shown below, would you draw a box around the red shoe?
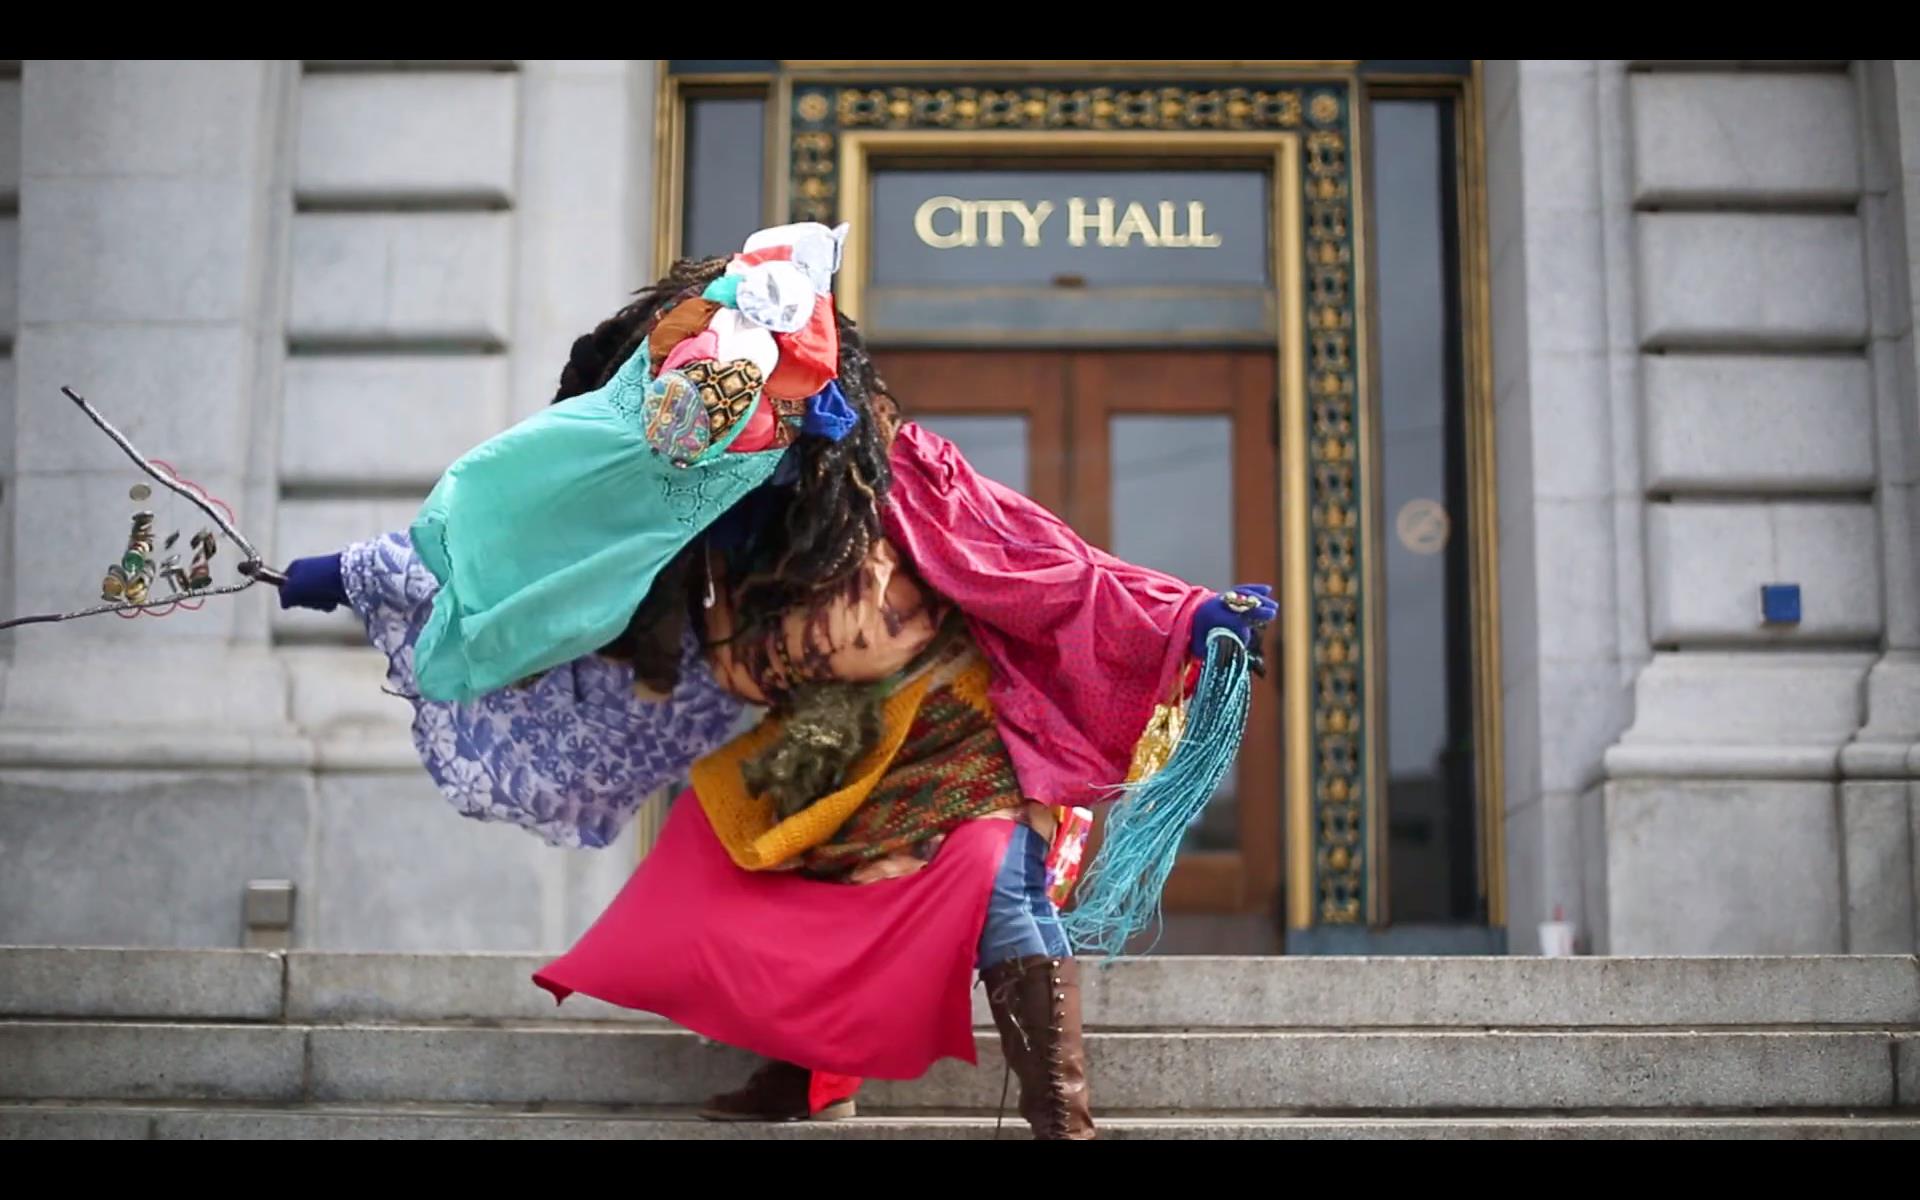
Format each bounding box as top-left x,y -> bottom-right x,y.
698,1060 -> 862,1122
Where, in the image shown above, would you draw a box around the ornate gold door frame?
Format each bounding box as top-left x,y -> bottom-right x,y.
840,129 -> 1300,912
648,61 -> 1505,939
778,73 -> 1375,934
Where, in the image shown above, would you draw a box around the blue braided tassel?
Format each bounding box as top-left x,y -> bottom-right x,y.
1061,627 -> 1254,959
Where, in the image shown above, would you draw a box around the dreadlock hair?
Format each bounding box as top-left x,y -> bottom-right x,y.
550,254 -> 900,696
726,310 -> 896,625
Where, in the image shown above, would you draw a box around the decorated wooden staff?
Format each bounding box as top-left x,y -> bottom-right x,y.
0,386 -> 286,633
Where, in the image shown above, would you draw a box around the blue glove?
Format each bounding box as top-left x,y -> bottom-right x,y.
278,553 -> 347,612
1190,583 -> 1278,659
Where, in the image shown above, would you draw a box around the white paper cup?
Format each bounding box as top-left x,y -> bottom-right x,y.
1538,921 -> 1577,957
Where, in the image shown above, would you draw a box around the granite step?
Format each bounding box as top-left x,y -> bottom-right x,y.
4,1020 -> 1913,1113
6,1102 -> 1920,1140
5,947 -> 1916,1029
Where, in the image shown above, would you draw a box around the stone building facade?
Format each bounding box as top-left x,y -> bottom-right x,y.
0,60 -> 1914,957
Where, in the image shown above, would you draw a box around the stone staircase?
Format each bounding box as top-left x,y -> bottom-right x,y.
2,948 -> 1917,1139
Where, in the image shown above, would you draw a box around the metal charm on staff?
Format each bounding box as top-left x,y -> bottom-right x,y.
0,386 -> 286,633
101,510 -> 159,605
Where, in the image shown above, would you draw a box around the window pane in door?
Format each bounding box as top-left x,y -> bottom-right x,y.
681,96 -> 765,261
1108,414 -> 1238,853
1371,97 -> 1479,923
914,414 -> 1031,496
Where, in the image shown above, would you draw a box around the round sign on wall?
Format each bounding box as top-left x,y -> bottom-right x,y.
1395,498 -> 1451,555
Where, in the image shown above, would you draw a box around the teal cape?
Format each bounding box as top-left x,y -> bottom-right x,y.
410,345 -> 785,703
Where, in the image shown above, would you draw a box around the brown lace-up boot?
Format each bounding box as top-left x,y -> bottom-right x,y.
980,955 -> 1095,1140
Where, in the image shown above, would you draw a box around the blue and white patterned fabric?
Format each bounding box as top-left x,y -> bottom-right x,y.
341,530 -> 752,849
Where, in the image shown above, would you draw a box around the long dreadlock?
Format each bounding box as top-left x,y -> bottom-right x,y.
551,255 -> 899,696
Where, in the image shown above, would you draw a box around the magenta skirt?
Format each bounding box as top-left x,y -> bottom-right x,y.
534,792 -> 1014,1080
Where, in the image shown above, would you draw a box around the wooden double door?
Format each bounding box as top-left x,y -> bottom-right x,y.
881,349 -> 1282,931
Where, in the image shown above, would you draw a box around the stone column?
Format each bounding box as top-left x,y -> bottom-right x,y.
1486,60 -> 1638,955
506,60 -> 667,938
270,60 -> 663,951
0,61 -> 311,947
1835,60 -> 1920,952
1491,61 -> 1897,955
1602,62 -> 1882,954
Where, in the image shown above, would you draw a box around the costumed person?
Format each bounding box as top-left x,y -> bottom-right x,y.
274,221 -> 1277,1140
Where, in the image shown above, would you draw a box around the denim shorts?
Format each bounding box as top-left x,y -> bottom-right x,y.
976,821 -> 1071,969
